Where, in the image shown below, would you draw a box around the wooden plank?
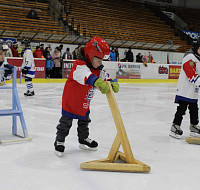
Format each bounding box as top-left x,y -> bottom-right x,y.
82,158 -> 111,163
106,82 -> 136,164
107,133 -> 121,162
80,161 -> 150,173
0,137 -> 32,144
186,137 -> 200,144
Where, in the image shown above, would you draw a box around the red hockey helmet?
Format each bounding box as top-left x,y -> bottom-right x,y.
84,36 -> 110,63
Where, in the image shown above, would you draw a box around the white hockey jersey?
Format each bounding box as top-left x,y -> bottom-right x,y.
175,51 -> 200,103
21,48 -> 35,78
0,60 -> 9,82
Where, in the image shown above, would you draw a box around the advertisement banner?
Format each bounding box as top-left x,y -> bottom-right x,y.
141,64 -> 169,79
157,65 -> 169,79
3,37 -> 17,47
116,62 -> 141,79
182,30 -> 200,39
6,58 -> 45,78
169,65 -> 181,79
102,61 -> 116,79
62,60 -> 117,79
62,59 -> 75,78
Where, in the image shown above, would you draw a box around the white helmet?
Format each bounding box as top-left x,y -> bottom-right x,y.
2,44 -> 9,50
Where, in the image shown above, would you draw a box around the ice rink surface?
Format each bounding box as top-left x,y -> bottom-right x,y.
0,82 -> 200,190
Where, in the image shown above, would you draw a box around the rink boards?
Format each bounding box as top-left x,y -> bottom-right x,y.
62,60 -> 181,80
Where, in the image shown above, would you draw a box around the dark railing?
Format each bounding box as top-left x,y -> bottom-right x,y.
145,2 -> 193,45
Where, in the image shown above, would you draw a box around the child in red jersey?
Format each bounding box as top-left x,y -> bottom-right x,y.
54,37 -> 119,157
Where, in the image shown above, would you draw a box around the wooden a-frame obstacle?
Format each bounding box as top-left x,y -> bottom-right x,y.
186,137 -> 200,144
80,82 -> 150,173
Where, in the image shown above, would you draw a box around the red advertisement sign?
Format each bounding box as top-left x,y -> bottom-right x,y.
6,58 -> 46,78
158,66 -> 168,74
62,60 -> 75,78
169,65 -> 182,79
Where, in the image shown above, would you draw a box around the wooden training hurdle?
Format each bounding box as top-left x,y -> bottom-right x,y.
80,82 -> 150,173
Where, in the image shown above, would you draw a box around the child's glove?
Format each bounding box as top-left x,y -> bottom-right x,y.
22,68 -> 28,75
110,82 -> 119,93
94,78 -> 109,94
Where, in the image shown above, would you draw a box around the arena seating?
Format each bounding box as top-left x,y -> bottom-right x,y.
164,5 -> 200,33
0,0 -> 67,42
0,0 -> 193,52
61,0 -> 191,52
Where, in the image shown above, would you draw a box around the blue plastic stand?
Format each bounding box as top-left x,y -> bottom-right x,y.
0,67 -> 31,144
19,67 -> 23,84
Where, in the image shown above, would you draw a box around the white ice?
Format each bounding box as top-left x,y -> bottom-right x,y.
0,82 -> 200,190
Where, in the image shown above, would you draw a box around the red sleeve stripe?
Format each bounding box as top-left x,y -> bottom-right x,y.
183,59 -> 198,83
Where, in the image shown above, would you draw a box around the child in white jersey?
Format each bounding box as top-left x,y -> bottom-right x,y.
170,37 -> 200,139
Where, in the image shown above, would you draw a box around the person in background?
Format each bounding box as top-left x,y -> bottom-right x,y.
21,41 -> 26,57
27,8 -> 39,19
168,36 -> 173,45
43,47 -> 50,59
0,50 -> 13,84
62,48 -> 72,59
21,39 -> 35,96
136,53 -> 143,62
59,44 -> 63,56
125,47 -> 133,62
33,46 -> 43,58
21,48 -> 25,57
52,47 -> 61,78
10,42 -> 19,57
40,44 -> 44,53
45,51 -> 53,79
48,44 -> 52,53
143,54 -> 149,63
115,47 -> 119,61
109,47 -> 116,61
73,43 -> 82,59
43,47 -> 52,78
3,44 -> 13,57
148,52 -> 154,63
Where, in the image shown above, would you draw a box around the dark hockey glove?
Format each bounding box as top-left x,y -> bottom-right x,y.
22,68 -> 28,75
4,64 -> 14,78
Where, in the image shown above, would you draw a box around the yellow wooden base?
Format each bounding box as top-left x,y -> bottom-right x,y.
185,137 -> 200,144
80,151 -> 150,173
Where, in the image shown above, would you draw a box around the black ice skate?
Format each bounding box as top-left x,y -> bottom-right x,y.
79,138 -> 98,151
24,90 -> 35,96
24,90 -> 30,96
54,141 -> 65,157
190,124 -> 200,137
169,123 -> 183,139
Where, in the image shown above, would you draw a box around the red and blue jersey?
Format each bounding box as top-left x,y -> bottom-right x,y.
62,59 -> 101,120
175,51 -> 200,103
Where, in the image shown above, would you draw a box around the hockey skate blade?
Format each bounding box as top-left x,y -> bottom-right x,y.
79,144 -> 98,151
169,131 -> 181,139
190,132 -> 200,137
54,150 -> 63,157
